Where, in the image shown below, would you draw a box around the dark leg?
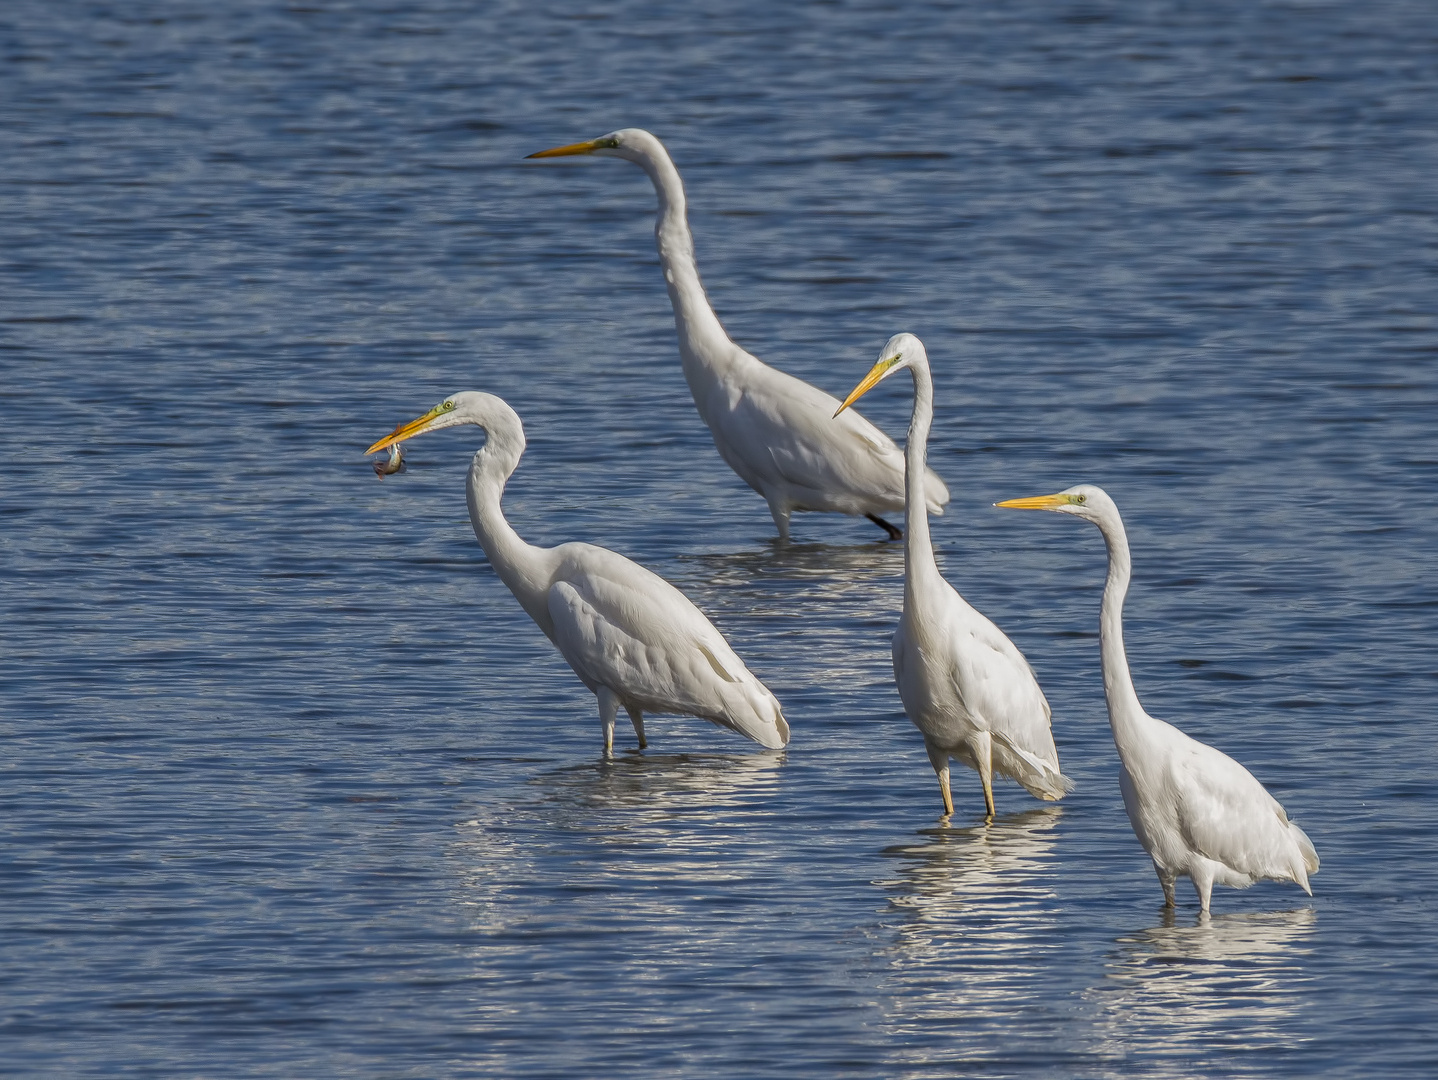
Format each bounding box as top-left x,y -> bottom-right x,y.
866,514 -> 903,541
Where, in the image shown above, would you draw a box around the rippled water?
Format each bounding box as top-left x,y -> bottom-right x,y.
4,1 -> 1437,1076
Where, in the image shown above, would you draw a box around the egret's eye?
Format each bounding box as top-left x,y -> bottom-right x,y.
600,137 -> 621,149
442,400 -> 455,411
1074,494 -> 1087,505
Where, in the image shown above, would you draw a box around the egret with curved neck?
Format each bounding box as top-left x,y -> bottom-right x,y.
367,392 -> 789,753
997,485 -> 1318,911
836,334 -> 1069,818
528,128 -> 950,542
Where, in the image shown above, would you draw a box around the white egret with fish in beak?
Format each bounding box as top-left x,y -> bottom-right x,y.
367,392 -> 789,753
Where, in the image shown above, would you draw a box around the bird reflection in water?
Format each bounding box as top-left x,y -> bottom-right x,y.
678,542 -> 907,685
680,540 -> 906,611
445,749 -> 787,985
534,749 -> 785,820
1089,907 -> 1317,1074
876,808 -> 1067,1065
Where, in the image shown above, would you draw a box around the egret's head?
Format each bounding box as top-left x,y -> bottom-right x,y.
833,332 -> 927,417
526,128 -> 656,165
365,392 -> 476,455
995,483 -> 1115,522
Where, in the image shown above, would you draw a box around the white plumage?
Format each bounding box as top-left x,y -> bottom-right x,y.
997,484 -> 1318,910
836,334 -> 1069,817
528,128 -> 949,541
366,392 -> 788,752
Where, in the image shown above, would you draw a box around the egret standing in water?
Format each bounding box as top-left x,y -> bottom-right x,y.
366,392 -> 789,753
835,334 -> 1069,818
997,485 -> 1318,911
527,129 -> 949,542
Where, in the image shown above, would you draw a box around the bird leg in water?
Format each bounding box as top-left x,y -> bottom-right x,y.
926,743 -> 955,817
598,687 -> 619,755
1191,864 -> 1215,913
767,501 -> 792,543
1155,864 -> 1178,908
866,514 -> 903,541
627,706 -> 647,749
973,731 -> 997,819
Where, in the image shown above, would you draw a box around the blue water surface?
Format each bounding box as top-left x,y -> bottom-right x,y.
2,1 -> 1436,1076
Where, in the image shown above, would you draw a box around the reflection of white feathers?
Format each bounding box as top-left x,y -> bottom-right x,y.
448,752 -> 785,933
1090,909 -> 1318,1068
366,391 -> 787,752
877,809 -> 1065,1061
999,485 -> 1319,911
528,128 -> 949,541
837,334 -> 1069,818
881,807 -> 1063,917
536,750 -> 786,819
678,541 -> 907,689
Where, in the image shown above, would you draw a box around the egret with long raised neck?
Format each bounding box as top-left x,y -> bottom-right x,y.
997,484 -> 1318,911
836,333 -> 1069,818
528,129 -> 949,542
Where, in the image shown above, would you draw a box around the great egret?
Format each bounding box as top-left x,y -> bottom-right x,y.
527,129 -> 950,542
366,392 -> 790,753
996,485 -> 1319,911
372,442 -> 404,478
835,334 -> 1070,818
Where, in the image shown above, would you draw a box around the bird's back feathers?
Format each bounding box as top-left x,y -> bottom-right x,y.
897,581 -> 1070,799
546,545 -> 788,749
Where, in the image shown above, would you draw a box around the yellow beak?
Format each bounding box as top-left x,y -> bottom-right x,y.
525,138 -> 607,159
995,493 -> 1072,510
833,355 -> 900,417
365,403 -> 450,455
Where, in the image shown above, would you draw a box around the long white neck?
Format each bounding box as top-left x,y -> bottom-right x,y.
903,361 -> 944,604
463,423 -> 558,640
1091,507 -> 1151,753
625,135 -> 745,392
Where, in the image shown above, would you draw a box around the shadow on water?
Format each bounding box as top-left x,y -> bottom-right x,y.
1087,907 -> 1318,1076
874,807 -> 1067,1067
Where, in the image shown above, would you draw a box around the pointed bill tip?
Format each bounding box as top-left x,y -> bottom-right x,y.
525,139 -> 604,159
365,431 -> 403,456
835,355 -> 901,419
365,404 -> 447,456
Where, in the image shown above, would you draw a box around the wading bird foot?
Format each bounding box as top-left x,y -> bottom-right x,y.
627,707 -> 647,750
867,514 -> 903,541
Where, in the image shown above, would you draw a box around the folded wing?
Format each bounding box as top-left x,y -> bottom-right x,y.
945,605 -> 1070,800
546,547 -> 788,749
1173,738 -> 1317,891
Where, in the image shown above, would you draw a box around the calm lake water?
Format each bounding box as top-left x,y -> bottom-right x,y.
3,1 -> 1436,1076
